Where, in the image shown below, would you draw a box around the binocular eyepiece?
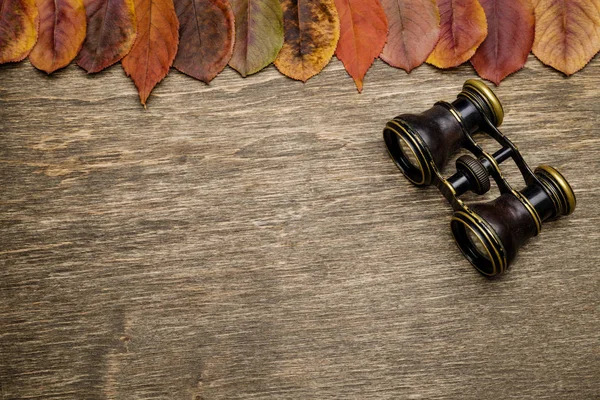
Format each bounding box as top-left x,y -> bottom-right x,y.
384,80 -> 576,277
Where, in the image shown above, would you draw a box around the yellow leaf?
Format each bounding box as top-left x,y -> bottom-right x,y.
274,0 -> 340,82
0,0 -> 39,64
533,0 -> 600,75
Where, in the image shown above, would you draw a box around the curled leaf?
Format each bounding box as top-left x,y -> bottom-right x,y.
0,0 -> 39,64
471,0 -> 534,85
334,0 -> 388,92
533,0 -> 600,76
229,0 -> 284,77
380,0 -> 440,73
274,0 -> 340,82
427,0 -> 487,68
122,0 -> 179,106
174,0 -> 234,82
77,0 -> 137,73
29,0 -> 87,73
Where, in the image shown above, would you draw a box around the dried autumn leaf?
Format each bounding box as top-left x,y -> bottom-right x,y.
471,0 -> 534,85
334,0 -> 388,92
533,0 -> 600,76
76,0 -> 137,73
427,0 -> 487,68
229,0 -> 284,77
122,0 -> 179,106
0,0 -> 39,64
174,0 -> 234,82
29,0 -> 87,73
274,0 -> 340,82
380,0 -> 440,73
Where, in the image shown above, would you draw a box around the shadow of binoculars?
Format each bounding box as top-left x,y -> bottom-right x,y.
383,80 -> 576,277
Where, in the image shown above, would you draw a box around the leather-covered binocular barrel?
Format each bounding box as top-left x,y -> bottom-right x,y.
383,80 -> 576,277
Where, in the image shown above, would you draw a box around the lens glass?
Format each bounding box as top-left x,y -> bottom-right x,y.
396,136 -> 420,170
465,229 -> 491,261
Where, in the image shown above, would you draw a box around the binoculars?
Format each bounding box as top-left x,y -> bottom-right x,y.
383,80 -> 576,277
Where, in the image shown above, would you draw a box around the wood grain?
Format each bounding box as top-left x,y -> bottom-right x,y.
0,56 -> 599,399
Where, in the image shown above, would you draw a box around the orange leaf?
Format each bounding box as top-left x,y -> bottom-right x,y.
533,0 -> 600,76
274,0 -> 340,82
380,0 -> 440,73
122,0 -> 179,106
471,0 -> 534,85
334,0 -> 388,92
426,0 -> 487,68
77,0 -> 137,73
0,0 -> 39,64
29,0 -> 87,73
173,0 -> 234,82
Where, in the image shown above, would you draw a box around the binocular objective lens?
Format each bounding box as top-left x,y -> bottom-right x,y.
451,215 -> 498,275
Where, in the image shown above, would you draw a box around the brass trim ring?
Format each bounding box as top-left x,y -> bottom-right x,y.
512,190 -> 543,235
535,165 -> 577,216
462,79 -> 505,126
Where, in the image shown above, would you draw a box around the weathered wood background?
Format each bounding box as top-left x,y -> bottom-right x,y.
1,56 -> 599,399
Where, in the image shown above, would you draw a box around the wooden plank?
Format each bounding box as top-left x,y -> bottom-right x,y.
0,55 -> 599,399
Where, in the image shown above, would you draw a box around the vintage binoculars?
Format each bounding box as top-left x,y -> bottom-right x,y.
383,80 -> 576,276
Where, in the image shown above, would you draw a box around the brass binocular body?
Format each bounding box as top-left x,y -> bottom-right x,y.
383,80 -> 576,277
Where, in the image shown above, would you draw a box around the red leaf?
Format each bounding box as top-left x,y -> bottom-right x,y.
173,0 -> 234,82
334,0 -> 388,92
0,0 -> 39,64
77,0 -> 137,73
426,0 -> 487,68
122,0 -> 179,106
29,0 -> 87,73
471,0 -> 534,85
380,0 -> 440,73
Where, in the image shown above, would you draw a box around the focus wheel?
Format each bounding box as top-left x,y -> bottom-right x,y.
456,155 -> 491,195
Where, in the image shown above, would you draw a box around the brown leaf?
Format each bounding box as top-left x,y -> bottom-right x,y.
426,0 -> 487,68
29,0 -> 87,73
122,0 -> 179,106
77,0 -> 137,73
173,0 -> 234,82
0,0 -> 39,64
274,0 -> 340,82
533,0 -> 600,75
334,0 -> 388,91
229,0 -> 284,77
471,0 -> 534,85
380,0 -> 440,73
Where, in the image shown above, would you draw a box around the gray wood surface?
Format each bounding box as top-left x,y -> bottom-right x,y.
0,55 -> 599,399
